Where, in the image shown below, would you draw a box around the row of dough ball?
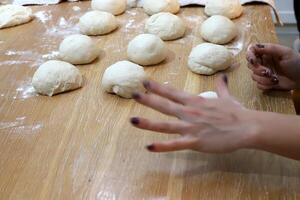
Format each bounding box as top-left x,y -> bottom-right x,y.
91,0 -> 180,16
78,10 -> 186,41
0,0 -> 242,30
91,0 -> 243,19
31,0 -> 243,97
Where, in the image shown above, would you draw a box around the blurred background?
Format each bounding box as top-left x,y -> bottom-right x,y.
275,0 -> 298,49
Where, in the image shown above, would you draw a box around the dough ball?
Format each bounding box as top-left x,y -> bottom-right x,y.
91,0 -> 126,16
143,0 -> 180,15
198,91 -> 218,99
79,11 -> 118,36
0,5 -> 33,29
32,60 -> 83,96
102,60 -> 146,98
127,34 -> 167,66
205,0 -> 243,19
200,15 -> 237,44
188,43 -> 232,75
145,12 -> 185,41
59,34 -> 99,65
127,0 -> 137,8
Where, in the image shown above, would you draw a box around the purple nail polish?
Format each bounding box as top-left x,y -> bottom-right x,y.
256,44 -> 265,48
271,77 -> 279,84
130,117 -> 139,125
143,80 -> 150,89
222,74 -> 228,85
250,59 -> 254,65
132,92 -> 141,99
146,144 -> 155,151
261,70 -> 267,76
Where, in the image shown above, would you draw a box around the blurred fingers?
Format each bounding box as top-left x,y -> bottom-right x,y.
130,117 -> 192,134
146,137 -> 198,152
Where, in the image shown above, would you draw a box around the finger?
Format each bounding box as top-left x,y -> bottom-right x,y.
143,80 -> 201,105
216,74 -> 230,98
130,117 -> 192,134
146,138 -> 198,152
246,44 -> 259,65
253,43 -> 292,59
132,92 -> 185,118
251,73 -> 277,86
257,83 -> 273,91
251,65 -> 273,77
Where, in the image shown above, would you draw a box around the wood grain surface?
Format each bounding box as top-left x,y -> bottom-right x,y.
0,2 -> 299,199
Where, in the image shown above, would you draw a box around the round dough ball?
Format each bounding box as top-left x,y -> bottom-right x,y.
59,34 -> 99,65
145,12 -> 185,41
127,0 -> 137,8
91,0 -> 126,16
32,60 -> 83,96
204,0 -> 243,19
0,5 -> 33,29
200,15 -> 237,44
143,0 -> 180,15
102,60 -> 146,98
79,11 -> 118,36
127,34 -> 167,66
198,91 -> 218,99
188,43 -> 232,75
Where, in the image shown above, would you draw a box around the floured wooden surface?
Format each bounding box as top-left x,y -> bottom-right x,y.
0,2 -> 299,199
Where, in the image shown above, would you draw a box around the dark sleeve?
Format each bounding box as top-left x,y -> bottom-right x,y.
294,0 -> 300,36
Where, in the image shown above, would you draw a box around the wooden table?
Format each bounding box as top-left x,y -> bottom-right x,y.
0,2 -> 299,199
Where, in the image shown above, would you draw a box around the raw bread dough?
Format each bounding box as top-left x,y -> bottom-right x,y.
200,15 -> 237,45
127,0 -> 137,8
143,0 -> 180,15
188,43 -> 232,75
91,0 -> 126,15
0,5 -> 33,29
59,34 -> 99,65
127,34 -> 167,66
198,91 -> 218,99
205,0 -> 243,19
32,60 -> 83,96
102,60 -> 146,98
79,11 -> 118,36
145,12 -> 185,40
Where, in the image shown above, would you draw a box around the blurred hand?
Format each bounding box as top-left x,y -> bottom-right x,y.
130,75 -> 259,153
247,43 -> 300,91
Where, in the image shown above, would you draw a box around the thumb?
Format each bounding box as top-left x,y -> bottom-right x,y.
254,43 -> 291,58
216,74 -> 230,98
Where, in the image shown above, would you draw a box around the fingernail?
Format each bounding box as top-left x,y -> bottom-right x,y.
250,59 -> 254,65
146,144 -> 155,151
261,70 -> 267,76
130,117 -> 139,125
132,92 -> 141,99
256,44 -> 265,48
143,80 -> 150,89
271,77 -> 279,84
222,74 -> 228,85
